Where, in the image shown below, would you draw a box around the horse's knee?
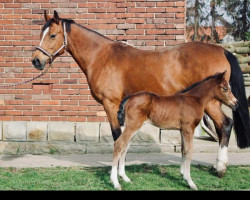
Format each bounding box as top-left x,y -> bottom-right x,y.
221,117 -> 234,146
112,127 -> 122,141
223,117 -> 234,136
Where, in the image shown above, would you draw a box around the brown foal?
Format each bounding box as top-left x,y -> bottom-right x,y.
111,71 -> 238,190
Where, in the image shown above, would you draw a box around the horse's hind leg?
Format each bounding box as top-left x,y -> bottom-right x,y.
205,100 -> 234,177
181,126 -> 198,190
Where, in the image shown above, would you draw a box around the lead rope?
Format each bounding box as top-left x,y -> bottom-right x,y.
0,21 -> 67,88
0,62 -> 52,88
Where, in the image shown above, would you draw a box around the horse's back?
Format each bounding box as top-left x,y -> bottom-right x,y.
103,41 -> 231,100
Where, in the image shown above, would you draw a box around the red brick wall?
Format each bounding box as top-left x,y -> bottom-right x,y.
0,0 -> 186,122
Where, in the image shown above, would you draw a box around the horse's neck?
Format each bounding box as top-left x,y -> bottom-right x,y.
187,80 -> 216,107
67,23 -> 112,74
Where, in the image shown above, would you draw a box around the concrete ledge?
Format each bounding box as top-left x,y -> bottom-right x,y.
0,121 -> 248,155
0,121 -> 180,154
3,122 -> 27,141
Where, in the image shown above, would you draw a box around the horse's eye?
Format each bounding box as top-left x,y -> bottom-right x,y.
50,34 -> 56,39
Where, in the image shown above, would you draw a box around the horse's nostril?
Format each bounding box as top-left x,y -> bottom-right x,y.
32,58 -> 41,67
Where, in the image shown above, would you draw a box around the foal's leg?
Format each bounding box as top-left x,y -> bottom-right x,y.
118,141 -> 131,183
205,100 -> 234,177
111,123 -> 143,189
181,127 -> 198,190
180,133 -> 185,176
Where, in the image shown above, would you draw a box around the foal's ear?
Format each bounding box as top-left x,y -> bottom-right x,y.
216,70 -> 227,83
53,10 -> 60,24
44,10 -> 51,22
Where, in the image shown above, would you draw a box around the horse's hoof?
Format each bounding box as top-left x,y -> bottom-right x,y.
217,170 -> 226,178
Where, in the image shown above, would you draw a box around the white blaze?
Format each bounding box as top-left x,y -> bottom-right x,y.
39,27 -> 49,46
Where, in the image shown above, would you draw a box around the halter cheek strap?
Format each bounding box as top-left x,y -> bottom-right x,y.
35,22 -> 68,63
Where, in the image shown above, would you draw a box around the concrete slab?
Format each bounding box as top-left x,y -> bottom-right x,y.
0,152 -> 250,168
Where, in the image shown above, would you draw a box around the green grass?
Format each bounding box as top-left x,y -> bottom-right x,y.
0,165 -> 249,190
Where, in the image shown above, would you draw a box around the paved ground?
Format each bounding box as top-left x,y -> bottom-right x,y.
1,152 -> 250,168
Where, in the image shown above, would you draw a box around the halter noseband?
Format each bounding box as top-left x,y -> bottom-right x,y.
35,22 -> 68,63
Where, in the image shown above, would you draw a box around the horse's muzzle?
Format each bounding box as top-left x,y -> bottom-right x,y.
32,57 -> 45,70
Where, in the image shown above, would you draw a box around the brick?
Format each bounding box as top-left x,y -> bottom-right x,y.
166,29 -> 184,35
3,121 -> 27,141
117,24 -> 135,30
41,100 -> 60,105
146,8 -> 165,13
126,29 -> 144,35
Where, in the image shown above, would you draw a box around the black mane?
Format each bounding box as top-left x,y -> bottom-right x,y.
177,73 -> 221,94
42,18 -> 111,41
42,18 -> 75,33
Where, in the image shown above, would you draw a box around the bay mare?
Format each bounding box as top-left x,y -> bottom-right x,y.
111,71 -> 238,190
32,11 -> 250,177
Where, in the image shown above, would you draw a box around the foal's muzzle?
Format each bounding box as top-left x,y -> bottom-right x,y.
231,100 -> 239,111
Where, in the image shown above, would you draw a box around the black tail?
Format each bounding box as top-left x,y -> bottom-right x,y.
225,50 -> 250,148
117,95 -> 132,126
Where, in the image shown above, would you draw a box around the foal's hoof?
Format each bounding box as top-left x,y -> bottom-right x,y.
122,176 -> 131,183
190,185 -> 198,191
114,185 -> 122,190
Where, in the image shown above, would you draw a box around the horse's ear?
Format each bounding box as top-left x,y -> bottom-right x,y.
44,10 -> 51,22
53,10 -> 60,24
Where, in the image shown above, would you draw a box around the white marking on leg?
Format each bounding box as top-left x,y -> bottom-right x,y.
39,27 -> 49,46
183,157 -> 198,190
110,164 -> 121,190
180,156 -> 185,175
216,146 -> 228,173
118,142 -> 131,183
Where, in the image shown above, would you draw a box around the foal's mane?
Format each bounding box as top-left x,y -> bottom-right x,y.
42,18 -> 112,41
177,73 -> 221,94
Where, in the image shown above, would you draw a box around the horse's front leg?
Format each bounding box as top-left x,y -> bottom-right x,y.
205,100 -> 234,177
103,99 -> 122,141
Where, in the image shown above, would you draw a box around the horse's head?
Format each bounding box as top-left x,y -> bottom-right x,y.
215,70 -> 238,111
32,10 -> 66,70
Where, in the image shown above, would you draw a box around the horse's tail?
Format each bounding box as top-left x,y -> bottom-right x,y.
117,95 -> 132,126
225,50 -> 250,148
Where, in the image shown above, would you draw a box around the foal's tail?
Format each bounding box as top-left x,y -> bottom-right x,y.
225,50 -> 250,148
117,95 -> 132,126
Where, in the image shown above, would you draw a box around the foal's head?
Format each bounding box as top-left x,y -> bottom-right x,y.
32,10 -> 67,70
214,71 -> 238,110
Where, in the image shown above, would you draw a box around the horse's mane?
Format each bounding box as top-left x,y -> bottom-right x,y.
177,73 -> 221,94
42,18 -> 112,41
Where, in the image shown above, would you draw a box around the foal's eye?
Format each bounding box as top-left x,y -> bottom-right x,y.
223,87 -> 228,92
50,34 -> 56,39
